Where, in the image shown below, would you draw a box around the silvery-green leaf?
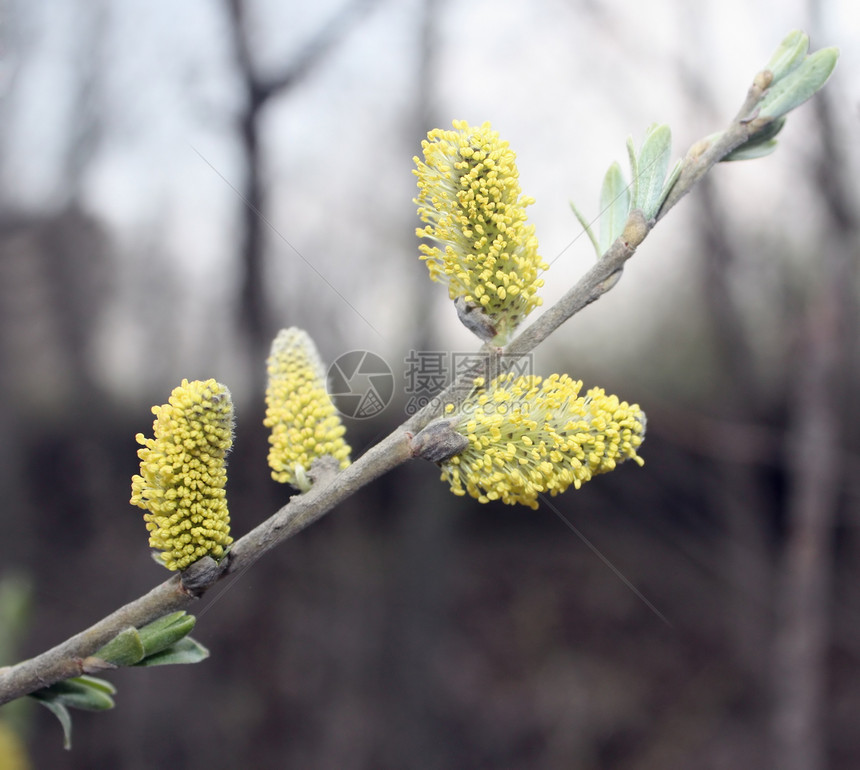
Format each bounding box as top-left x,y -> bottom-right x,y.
656,158 -> 683,215
636,124 -> 672,219
598,162 -> 630,254
94,627 -> 145,666
569,200 -> 601,258
135,636 -> 210,667
766,30 -> 809,81
626,136 -> 639,210
758,47 -> 839,119
723,139 -> 780,161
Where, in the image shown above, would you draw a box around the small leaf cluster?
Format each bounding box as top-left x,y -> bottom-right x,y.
573,124 -> 681,258
726,30 -> 838,160
30,612 -> 206,749
91,611 -> 207,667
31,676 -> 116,750
571,31 -> 838,255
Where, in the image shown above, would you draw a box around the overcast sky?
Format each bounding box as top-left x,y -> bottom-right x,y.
2,0 -> 857,401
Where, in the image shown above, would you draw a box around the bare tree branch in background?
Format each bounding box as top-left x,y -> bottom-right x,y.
62,0 -> 108,203
223,0 -> 380,372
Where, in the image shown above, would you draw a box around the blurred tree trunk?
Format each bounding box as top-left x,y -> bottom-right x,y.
224,0 -> 378,381
769,79 -> 858,770
692,179 -> 774,742
383,3 -> 454,768
223,0 -> 381,524
677,15 -> 776,721
771,299 -> 840,770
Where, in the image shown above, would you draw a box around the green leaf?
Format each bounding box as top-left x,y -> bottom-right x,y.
31,675 -> 116,748
90,612 -> 198,668
94,626 -> 145,666
31,677 -> 116,712
598,162 -> 630,254
635,124 -> 672,219
74,675 -> 117,696
137,610 -> 189,637
31,678 -> 116,750
723,139 -> 780,161
35,698 -> 73,750
758,46 -> 839,119
569,200 -> 601,258
135,636 -> 210,667
766,30 -> 809,81
138,611 -> 197,657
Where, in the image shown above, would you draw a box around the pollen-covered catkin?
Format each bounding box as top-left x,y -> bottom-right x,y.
263,328 -> 351,490
130,379 -> 234,571
414,120 -> 547,343
440,373 -> 645,509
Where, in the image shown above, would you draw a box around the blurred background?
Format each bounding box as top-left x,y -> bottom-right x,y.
1,0 -> 859,768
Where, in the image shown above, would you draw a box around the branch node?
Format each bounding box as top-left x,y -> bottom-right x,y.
180,556 -> 228,597
411,419 -> 470,463
308,455 -> 342,488
621,208 -> 649,250
754,68 -> 774,92
598,269 -> 624,294
81,656 -> 118,674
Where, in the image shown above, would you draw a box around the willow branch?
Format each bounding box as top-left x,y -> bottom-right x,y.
0,66 -> 789,707
226,429 -> 413,569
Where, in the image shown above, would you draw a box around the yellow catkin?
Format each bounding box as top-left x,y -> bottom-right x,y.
414,120 -> 548,343
0,721 -> 31,770
263,328 -> 351,490
440,373 -> 645,509
130,379 -> 234,572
